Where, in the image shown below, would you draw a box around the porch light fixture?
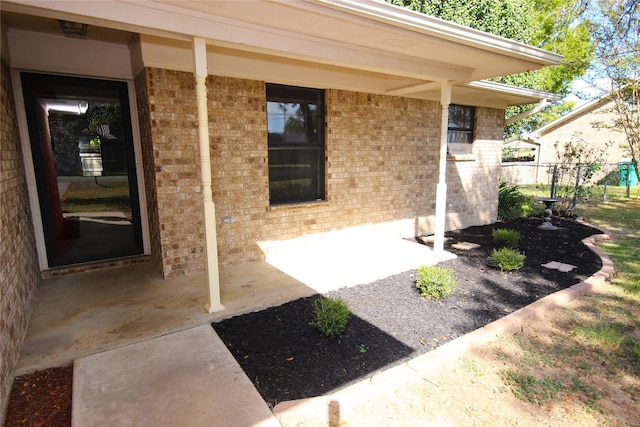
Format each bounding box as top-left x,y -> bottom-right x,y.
59,20 -> 88,37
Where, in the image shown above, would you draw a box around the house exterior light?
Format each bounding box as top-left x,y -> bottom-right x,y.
59,20 -> 87,37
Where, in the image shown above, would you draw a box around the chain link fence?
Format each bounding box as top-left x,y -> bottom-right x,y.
500,161 -> 640,214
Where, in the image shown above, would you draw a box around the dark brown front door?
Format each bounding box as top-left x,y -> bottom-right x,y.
21,72 -> 143,267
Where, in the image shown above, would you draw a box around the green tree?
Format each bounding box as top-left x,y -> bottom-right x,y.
387,0 -> 536,41
48,102 -> 122,176
49,112 -> 84,176
531,0 -> 593,94
528,100 -> 576,131
386,0 -> 594,136
86,103 -> 122,139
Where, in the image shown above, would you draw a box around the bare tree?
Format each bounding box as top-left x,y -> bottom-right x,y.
589,0 -> 640,180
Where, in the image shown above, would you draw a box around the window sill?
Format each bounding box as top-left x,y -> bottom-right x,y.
447,154 -> 476,162
268,199 -> 328,211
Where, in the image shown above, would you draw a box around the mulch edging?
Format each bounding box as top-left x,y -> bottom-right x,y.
272,219 -> 614,416
424,220 -> 613,357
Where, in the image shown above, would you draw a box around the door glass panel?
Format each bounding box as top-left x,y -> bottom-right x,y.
21,73 -> 143,267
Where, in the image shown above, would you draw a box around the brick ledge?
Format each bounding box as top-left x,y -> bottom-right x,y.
41,255 -> 152,279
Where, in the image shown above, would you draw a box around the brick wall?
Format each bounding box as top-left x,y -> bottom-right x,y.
211,85 -> 502,266
209,84 -> 444,267
445,107 -> 503,229
135,69 -> 163,274
537,99 -> 629,164
137,69 -> 504,273
208,76 -> 269,265
135,68 -> 204,278
321,89 -> 440,233
0,59 -> 40,424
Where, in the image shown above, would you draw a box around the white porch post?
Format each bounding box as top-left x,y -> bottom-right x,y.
434,81 -> 452,252
193,37 -> 224,313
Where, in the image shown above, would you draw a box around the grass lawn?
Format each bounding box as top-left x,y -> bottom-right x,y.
518,183 -> 640,212
498,197 -> 640,422
61,179 -> 132,218
575,196 -> 640,300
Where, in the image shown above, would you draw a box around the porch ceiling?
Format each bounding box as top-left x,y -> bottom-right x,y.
1,0 -> 562,107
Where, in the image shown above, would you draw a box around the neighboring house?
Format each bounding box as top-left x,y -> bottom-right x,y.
502,96 -> 631,184
0,0 -> 560,418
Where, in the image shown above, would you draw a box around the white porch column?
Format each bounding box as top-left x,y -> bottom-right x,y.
434,81 -> 452,252
193,37 -> 224,313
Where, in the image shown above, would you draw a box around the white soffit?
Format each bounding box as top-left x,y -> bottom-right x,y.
2,0 -> 562,107
136,35 -> 556,108
459,81 -> 561,108
2,0 -> 561,83
160,0 -> 563,82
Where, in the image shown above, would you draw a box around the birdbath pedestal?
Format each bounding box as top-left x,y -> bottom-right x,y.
534,197 -> 562,230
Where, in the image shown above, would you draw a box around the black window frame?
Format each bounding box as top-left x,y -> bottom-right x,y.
266,83 -> 325,205
447,104 -> 476,155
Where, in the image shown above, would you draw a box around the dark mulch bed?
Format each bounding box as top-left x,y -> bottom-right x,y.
4,365 -> 73,427
213,216 -> 604,408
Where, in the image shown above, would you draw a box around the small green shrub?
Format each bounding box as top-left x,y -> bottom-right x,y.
310,296 -> 350,337
492,228 -> 520,249
488,247 -> 526,271
415,265 -> 457,299
498,181 -> 529,220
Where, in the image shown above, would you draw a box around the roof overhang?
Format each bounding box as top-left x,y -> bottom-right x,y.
1,0 -> 562,107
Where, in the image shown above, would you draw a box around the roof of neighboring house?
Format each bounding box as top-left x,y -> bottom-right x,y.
2,0 -> 562,108
527,96 -> 612,139
503,137 -> 540,148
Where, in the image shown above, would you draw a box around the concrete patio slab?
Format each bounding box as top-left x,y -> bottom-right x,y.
14,262 -> 315,375
73,325 -> 280,427
263,235 -> 456,293
16,234 -> 451,376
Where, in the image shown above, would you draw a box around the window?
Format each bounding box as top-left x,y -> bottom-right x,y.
266,84 -> 325,205
447,104 -> 475,155
502,145 -> 537,162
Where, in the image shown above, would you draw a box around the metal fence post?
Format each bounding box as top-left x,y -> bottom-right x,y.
550,164 -> 558,198
572,164 -> 581,210
626,163 -> 631,198
603,163 -> 608,203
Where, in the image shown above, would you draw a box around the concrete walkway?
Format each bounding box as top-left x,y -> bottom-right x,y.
73,325 -> 279,427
